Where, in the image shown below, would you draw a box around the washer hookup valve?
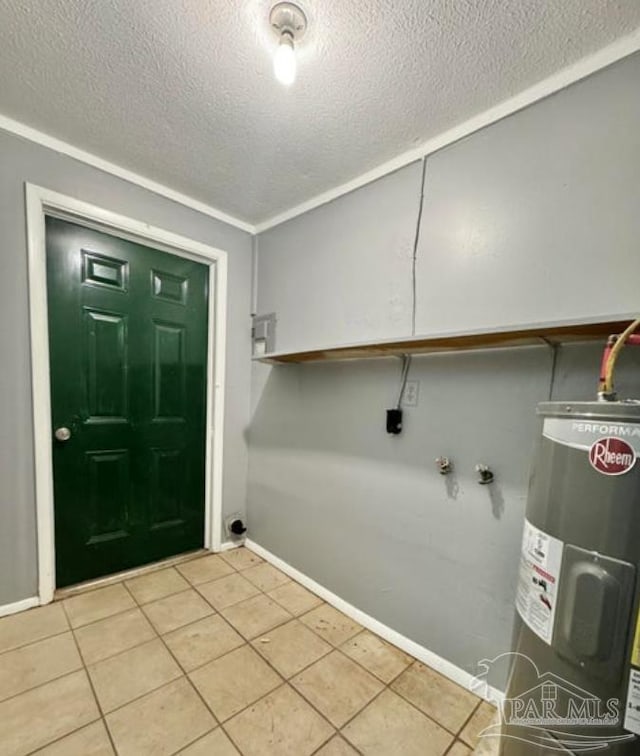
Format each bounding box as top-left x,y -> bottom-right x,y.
435,457 -> 453,474
475,464 -> 494,485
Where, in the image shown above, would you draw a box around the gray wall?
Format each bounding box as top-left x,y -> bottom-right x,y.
0,129 -> 253,605
257,161 -> 423,352
414,53 -> 640,334
248,347 -> 640,689
249,53 -> 640,688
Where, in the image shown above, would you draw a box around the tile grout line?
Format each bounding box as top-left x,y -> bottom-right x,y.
0,602 -> 124,708
62,560 -> 272,672
133,581 -> 307,756
328,651 -> 427,748
252,569 -> 476,750
171,561 -> 342,754
309,732 -> 365,756
88,658 -> 187,717
1,669 -> 103,753
23,709 -> 107,756
54,550 -> 208,601
0,627 -> 72,659
67,585 -> 209,746
256,556 -> 493,749
118,558 -> 256,755
289,646 -> 388,730
264,605 -> 454,745
443,738 -> 474,756
385,674 -> 478,742
118,580 -> 222,756
61,599 -> 121,756
64,563 -> 273,677
70,603 -> 162,665
63,600 -> 141,632
189,555 -> 468,753
25,555 -> 251,753
0,664 -> 90,711
191,596 -> 338,753
335,628 -> 413,686
456,698 -> 484,740
337,684 -> 390,753
329,657 -> 425,749
219,582 -> 376,753
2,550 -> 486,755
113,559 -> 424,753
15,596 -> 311,750
219,682 -> 331,756
292,612 -> 482,740
171,728 -> 223,756
128,583 -> 194,608
0,554 -> 254,754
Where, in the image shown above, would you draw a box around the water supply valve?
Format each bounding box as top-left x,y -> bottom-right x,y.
435,457 -> 453,475
475,464 -> 494,485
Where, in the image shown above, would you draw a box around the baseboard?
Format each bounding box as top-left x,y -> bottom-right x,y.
245,539 -> 504,705
0,596 -> 40,618
218,539 -> 244,552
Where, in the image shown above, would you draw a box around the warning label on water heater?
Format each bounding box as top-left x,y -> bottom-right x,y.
624,669 -> 640,736
516,520 -> 564,645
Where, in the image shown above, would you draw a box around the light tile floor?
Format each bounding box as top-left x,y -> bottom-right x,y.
0,548 -> 495,755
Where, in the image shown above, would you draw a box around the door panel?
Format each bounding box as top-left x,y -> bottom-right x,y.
46,217 -> 209,587
85,449 -> 131,543
84,309 -> 128,419
150,447 -> 186,528
152,321 -> 186,419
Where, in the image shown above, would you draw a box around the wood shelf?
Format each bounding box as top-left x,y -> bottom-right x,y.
254,317 -> 633,364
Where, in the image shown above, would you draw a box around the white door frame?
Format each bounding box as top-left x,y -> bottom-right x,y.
25,183 -> 228,605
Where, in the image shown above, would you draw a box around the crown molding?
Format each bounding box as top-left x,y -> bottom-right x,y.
3,26 -> 639,237
0,113 -> 255,234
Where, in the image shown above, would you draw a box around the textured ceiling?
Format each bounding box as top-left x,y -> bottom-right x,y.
1,1 -> 640,225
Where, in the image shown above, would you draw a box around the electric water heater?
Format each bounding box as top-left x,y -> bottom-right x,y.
501,400 -> 640,755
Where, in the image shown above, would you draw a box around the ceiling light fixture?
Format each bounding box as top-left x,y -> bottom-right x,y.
269,2 -> 307,86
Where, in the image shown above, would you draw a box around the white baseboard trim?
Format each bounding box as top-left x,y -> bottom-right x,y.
245,539 -> 504,704
218,539 -> 244,552
0,597 -> 40,618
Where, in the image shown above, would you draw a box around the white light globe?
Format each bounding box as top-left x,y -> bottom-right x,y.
274,35 -> 296,86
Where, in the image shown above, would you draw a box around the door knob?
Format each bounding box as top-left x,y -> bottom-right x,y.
54,427 -> 72,442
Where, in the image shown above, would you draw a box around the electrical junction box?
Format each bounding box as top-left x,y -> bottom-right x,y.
252,313 -> 276,356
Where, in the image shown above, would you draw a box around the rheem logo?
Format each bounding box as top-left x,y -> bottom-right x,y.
589,437 -> 636,476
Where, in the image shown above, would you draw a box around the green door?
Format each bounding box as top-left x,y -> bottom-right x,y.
46,217 -> 209,588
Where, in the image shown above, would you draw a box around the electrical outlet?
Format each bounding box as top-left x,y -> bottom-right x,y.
403,380 -> 420,407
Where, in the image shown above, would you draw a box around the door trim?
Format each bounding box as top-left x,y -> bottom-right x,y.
26,183 -> 228,604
